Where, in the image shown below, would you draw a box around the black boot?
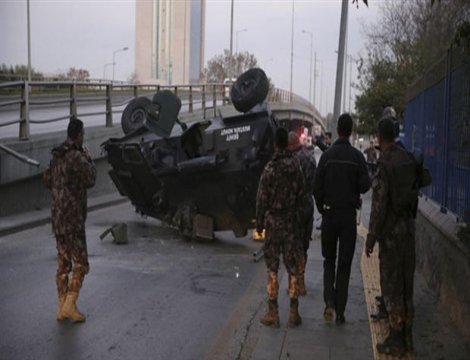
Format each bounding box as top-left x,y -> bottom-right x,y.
404,325 -> 413,352
376,328 -> 405,357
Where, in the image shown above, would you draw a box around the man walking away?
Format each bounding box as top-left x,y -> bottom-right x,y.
288,132 -> 316,296
44,118 -> 96,322
256,128 -> 305,328
313,113 -> 371,324
365,118 -> 422,356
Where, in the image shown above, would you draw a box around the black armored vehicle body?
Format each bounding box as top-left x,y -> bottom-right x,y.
103,69 -> 281,239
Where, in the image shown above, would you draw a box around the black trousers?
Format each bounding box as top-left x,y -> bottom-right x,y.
321,207 -> 357,315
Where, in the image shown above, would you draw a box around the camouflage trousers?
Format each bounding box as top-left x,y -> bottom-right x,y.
263,214 -> 304,277
379,219 -> 415,330
55,231 -> 89,296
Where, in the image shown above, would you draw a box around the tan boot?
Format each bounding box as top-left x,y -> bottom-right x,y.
260,299 -> 280,328
266,271 -> 279,299
298,273 -> 306,296
62,292 -> 86,322
298,257 -> 307,296
57,295 -> 67,321
288,298 -> 302,327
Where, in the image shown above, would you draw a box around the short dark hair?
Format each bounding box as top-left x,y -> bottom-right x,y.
275,128 -> 289,149
67,118 -> 84,140
324,132 -> 332,138
337,113 -> 353,137
377,118 -> 395,143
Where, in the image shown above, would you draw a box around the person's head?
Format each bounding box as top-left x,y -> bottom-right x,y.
288,131 -> 301,151
369,140 -> 374,148
274,128 -> 289,150
377,118 -> 395,149
67,118 -> 84,145
337,113 -> 353,138
324,132 -> 332,145
381,106 -> 396,120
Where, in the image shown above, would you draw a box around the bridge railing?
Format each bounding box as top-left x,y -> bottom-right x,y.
0,81 -> 322,140
0,81 -> 233,140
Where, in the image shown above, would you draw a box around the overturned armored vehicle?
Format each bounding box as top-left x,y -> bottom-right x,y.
104,69 -> 280,239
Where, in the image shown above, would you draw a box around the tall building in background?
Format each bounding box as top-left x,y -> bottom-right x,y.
135,0 -> 205,84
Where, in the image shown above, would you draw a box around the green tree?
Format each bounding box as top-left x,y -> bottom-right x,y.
355,0 -> 470,134
201,50 -> 258,83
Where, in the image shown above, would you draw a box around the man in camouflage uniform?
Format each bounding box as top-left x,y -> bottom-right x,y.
256,128 -> 305,328
288,132 -> 316,296
366,118 -> 420,356
44,118 -> 96,322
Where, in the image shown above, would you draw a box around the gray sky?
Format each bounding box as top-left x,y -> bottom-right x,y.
0,0 -> 382,115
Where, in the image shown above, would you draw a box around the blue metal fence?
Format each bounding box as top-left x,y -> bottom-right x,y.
404,46 -> 470,221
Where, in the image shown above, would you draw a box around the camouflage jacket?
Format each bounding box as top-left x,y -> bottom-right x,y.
44,139 -> 96,235
292,146 -> 316,199
366,144 -> 417,248
256,149 -> 305,231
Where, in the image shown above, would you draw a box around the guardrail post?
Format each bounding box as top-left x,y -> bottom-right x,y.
19,81 -> 30,140
202,85 -> 206,117
212,85 -> 217,117
106,84 -> 113,127
189,85 -> 193,113
70,82 -> 77,120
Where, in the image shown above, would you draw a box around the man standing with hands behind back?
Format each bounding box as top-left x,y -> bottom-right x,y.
44,118 -> 96,323
313,113 -> 371,324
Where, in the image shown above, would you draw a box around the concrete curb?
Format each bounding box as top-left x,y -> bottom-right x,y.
0,192 -> 128,237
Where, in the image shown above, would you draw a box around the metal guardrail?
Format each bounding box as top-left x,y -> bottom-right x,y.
0,81 -> 232,140
0,143 -> 40,167
0,81 -> 323,140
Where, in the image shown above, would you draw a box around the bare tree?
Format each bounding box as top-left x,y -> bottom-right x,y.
66,67 -> 90,81
201,50 -> 258,83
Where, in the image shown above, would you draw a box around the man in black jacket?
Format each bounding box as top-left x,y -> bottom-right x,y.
313,113 -> 371,324
314,131 -> 332,152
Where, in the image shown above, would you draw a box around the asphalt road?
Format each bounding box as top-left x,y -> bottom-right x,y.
0,202 -> 267,360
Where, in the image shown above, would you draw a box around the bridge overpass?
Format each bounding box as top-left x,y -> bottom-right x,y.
0,80 -> 326,141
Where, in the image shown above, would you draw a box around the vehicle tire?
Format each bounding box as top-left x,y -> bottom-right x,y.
121,97 -> 152,134
230,68 -> 269,113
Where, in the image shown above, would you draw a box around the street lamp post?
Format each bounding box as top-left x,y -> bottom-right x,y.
236,28 -> 247,53
347,54 -> 355,112
229,0 -> 234,79
103,62 -> 114,81
27,0 -> 32,82
301,29 -> 313,105
112,47 -> 128,82
290,0 -> 295,99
